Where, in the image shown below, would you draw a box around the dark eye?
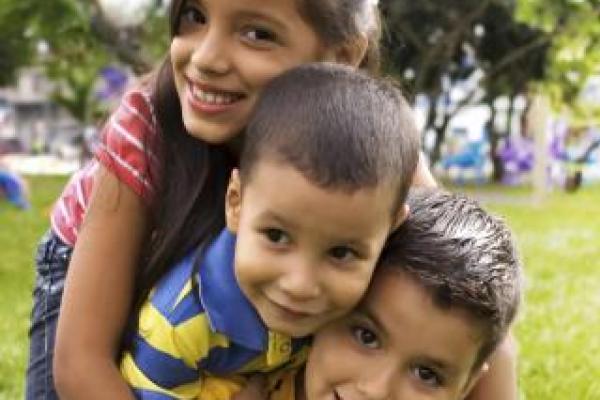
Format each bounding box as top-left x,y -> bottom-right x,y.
413,366 -> 442,388
329,246 -> 357,262
351,326 -> 379,349
178,5 -> 206,31
263,228 -> 289,245
242,27 -> 278,44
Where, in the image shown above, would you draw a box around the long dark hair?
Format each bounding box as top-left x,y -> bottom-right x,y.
129,0 -> 236,323
128,0 -> 386,327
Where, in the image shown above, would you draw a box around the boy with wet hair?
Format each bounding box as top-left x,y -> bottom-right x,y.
255,189 -> 521,400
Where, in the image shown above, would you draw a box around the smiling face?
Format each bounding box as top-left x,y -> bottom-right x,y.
304,268 -> 487,400
225,160 -> 403,338
170,0 -> 335,144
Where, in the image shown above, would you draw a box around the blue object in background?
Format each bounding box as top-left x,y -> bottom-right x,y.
0,169 -> 29,209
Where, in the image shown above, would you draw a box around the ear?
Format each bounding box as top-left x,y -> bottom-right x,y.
391,204 -> 409,231
461,362 -> 489,399
332,35 -> 369,67
225,169 -> 242,233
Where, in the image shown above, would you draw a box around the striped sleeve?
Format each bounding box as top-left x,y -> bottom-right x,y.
121,263 -> 231,399
95,89 -> 159,204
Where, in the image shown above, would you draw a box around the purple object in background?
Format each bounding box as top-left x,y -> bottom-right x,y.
497,136 -> 534,185
96,66 -> 128,101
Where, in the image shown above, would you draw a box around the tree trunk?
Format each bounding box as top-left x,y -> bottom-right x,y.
487,99 -> 504,182
430,113 -> 451,166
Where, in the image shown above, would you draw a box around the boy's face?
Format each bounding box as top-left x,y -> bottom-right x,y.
226,160 -> 405,338
305,268 -> 488,400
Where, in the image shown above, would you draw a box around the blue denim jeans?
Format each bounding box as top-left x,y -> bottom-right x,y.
25,230 -> 72,400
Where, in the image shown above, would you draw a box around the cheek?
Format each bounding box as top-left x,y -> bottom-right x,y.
240,48 -> 321,90
308,328 -> 361,386
327,269 -> 374,310
170,39 -> 187,68
234,239 -> 272,287
242,60 -> 289,91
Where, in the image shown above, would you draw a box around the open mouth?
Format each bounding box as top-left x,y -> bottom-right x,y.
189,83 -> 244,105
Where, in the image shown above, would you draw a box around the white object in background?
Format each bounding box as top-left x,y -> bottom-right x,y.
528,95 -> 550,201
1,154 -> 79,176
98,0 -> 155,28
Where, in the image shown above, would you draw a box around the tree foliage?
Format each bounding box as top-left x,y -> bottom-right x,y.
0,0 -> 168,123
381,0 -> 553,171
517,0 -> 600,107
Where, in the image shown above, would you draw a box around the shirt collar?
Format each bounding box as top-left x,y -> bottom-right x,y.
197,229 -> 267,351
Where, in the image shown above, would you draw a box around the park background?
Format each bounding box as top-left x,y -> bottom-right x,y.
1,0 -> 599,399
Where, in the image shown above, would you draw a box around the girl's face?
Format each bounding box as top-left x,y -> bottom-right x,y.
170,0 -> 333,144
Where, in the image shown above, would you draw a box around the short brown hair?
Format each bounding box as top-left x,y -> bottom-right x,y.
240,63 -> 421,216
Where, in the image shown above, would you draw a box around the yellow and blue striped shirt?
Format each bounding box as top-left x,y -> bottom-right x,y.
121,230 -> 310,399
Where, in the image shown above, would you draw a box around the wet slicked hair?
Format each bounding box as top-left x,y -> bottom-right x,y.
240,63 -> 420,215
379,189 -> 522,369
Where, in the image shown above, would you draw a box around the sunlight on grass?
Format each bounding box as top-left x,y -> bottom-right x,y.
457,185 -> 600,400
1,177 -> 598,398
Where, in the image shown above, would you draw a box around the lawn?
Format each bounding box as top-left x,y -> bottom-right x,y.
0,175 -> 66,399
1,176 -> 599,399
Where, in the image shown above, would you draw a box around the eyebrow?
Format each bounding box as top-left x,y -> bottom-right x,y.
257,210 -> 298,230
234,10 -> 289,32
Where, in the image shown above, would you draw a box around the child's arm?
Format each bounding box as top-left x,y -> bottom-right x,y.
54,166 -> 149,399
466,332 -> 518,400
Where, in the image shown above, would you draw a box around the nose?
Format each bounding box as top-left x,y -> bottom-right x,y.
277,259 -> 321,301
355,365 -> 395,400
189,25 -> 231,76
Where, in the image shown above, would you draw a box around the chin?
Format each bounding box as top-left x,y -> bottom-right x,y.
263,317 -> 312,338
183,121 -> 237,144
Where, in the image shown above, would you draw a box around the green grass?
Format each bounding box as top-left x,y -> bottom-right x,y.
1,177 -> 599,399
0,175 -> 66,399
452,184 -> 600,399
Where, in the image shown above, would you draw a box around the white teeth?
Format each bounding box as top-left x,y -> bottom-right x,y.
191,85 -> 238,105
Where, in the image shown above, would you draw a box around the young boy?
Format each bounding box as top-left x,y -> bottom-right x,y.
120,63 -> 421,398
259,189 -> 521,400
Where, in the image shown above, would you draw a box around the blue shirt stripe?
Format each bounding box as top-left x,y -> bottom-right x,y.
133,389 -> 179,400
131,335 -> 198,389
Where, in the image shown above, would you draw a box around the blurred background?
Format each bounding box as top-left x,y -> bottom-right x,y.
1,0 -> 599,398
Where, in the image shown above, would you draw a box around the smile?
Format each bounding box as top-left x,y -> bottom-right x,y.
268,297 -> 318,319
190,84 -> 242,105
185,80 -> 245,114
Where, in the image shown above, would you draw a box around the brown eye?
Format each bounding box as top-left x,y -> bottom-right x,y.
243,27 -> 277,42
262,228 -> 289,245
413,366 -> 443,388
329,246 -> 357,262
178,5 -> 206,33
351,326 -> 379,349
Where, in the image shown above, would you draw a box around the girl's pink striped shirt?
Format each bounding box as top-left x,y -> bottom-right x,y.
50,89 -> 159,246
